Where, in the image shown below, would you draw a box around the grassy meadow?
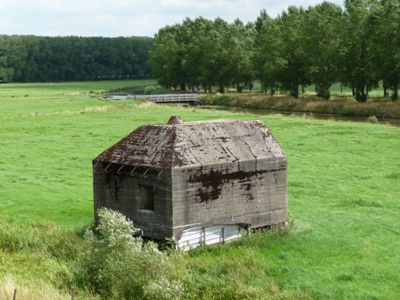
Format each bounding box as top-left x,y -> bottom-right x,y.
0,80 -> 156,118
0,81 -> 400,299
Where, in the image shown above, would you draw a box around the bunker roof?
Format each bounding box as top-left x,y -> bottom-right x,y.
94,116 -> 286,169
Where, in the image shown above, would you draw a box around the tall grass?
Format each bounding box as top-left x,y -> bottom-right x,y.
0,221 -> 96,299
0,277 -> 98,300
200,93 -> 400,120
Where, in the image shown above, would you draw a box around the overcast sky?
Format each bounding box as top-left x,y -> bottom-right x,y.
0,0 -> 344,38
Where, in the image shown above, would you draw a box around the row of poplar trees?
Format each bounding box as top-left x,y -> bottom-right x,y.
0,35 -> 153,83
149,0 -> 400,101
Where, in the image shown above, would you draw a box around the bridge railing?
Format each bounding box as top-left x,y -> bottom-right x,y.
105,93 -> 201,103
140,94 -> 201,103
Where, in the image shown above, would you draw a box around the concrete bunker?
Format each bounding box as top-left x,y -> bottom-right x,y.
93,116 -> 288,249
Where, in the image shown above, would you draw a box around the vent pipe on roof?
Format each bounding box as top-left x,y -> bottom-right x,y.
167,115 -> 183,124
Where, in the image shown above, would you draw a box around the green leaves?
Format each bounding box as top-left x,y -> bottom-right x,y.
0,36 -> 153,83
369,0 -> 400,100
150,17 -> 255,93
78,208 -> 187,299
150,1 -> 399,101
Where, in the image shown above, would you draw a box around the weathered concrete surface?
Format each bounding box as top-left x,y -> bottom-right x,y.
93,116 -> 288,240
95,117 -> 285,169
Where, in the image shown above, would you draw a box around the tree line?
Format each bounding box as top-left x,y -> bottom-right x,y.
149,0 -> 400,101
0,35 -> 153,83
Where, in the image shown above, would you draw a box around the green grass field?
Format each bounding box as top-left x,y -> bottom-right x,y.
0,80 -> 156,118
1,81 -> 400,299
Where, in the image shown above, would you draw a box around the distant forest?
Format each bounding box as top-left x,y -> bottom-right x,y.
150,0 -> 400,101
0,35 -> 153,83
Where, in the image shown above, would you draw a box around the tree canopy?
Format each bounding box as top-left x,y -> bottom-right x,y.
0,35 -> 153,83
150,0 -> 400,101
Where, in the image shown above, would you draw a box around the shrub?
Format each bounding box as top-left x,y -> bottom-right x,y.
367,115 -> 379,124
77,208 -> 187,299
144,86 -> 156,95
153,86 -> 168,95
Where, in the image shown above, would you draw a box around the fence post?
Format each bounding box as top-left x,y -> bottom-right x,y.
70,288 -> 75,300
13,289 -> 17,300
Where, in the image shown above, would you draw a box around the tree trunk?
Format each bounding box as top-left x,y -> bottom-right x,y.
355,87 -> 368,102
383,82 -> 388,97
391,84 -> 399,101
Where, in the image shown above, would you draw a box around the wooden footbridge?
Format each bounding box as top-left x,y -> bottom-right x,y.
104,93 -> 201,104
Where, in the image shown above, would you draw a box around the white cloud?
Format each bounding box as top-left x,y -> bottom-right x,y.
0,0 -> 344,37
161,0 -> 246,9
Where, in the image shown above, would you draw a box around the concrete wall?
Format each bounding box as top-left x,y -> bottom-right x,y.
93,162 -> 173,239
171,157 -> 288,239
93,157 -> 288,241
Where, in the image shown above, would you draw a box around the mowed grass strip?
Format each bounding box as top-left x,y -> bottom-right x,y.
0,80 -> 156,117
0,84 -> 399,298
